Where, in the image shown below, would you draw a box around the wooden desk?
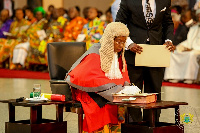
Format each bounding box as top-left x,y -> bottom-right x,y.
0,99 -> 74,133
108,101 -> 188,133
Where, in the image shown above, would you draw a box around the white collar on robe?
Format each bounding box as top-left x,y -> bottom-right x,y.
105,52 -> 123,79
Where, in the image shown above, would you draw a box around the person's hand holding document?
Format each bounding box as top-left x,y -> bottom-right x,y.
132,41 -> 175,67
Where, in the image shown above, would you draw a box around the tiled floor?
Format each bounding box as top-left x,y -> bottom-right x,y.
0,78 -> 200,133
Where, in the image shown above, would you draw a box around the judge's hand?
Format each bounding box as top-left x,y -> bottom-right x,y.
164,41 -> 175,52
129,43 -> 143,54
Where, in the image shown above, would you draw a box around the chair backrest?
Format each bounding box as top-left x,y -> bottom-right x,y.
47,42 -> 86,80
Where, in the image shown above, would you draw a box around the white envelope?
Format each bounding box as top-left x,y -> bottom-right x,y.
135,44 -> 171,67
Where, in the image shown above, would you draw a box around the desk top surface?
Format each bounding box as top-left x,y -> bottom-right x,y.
0,99 -> 74,107
107,101 -> 188,109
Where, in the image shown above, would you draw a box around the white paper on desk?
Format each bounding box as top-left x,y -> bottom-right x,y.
135,44 -> 171,67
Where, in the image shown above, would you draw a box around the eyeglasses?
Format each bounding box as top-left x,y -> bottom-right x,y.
115,40 -> 126,45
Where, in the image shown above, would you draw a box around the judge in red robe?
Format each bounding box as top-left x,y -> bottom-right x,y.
65,22 -> 130,132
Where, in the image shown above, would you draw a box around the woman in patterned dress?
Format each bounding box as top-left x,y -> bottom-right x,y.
25,7 -> 48,70
0,8 -> 30,69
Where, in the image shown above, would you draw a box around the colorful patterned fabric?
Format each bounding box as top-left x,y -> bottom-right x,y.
46,16 -> 67,40
25,19 -> 48,69
0,19 -> 13,38
0,19 -> 30,67
82,17 -> 106,50
10,19 -> 30,39
33,17 -> 67,68
30,18 -> 37,24
0,38 -> 17,63
57,16 -> 67,27
9,19 -> 31,69
82,106 -> 125,133
63,16 -> 87,42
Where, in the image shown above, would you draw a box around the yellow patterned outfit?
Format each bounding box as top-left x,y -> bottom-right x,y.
25,18 -> 48,69
82,17 -> 106,50
63,16 -> 87,42
0,19 -> 30,69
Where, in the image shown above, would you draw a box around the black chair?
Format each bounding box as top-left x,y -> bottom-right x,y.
47,42 -> 86,133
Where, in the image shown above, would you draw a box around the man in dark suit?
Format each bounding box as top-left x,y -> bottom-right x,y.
116,0 -> 175,122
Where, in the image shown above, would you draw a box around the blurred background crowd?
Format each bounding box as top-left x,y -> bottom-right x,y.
0,0 -> 200,84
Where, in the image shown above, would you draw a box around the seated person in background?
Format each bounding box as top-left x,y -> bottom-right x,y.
46,5 -> 55,22
58,7 -> 68,19
82,7 -> 90,20
164,9 -> 200,84
45,8 -> 67,42
171,9 -> 189,46
57,8 -> 68,30
25,7 -> 37,24
170,5 -> 182,15
10,7 -> 39,70
25,7 -> 48,71
105,7 -> 113,24
81,7 -> 106,50
63,6 -> 87,42
181,9 -> 196,28
0,8 -> 30,69
65,22 -> 130,133
0,9 -> 13,38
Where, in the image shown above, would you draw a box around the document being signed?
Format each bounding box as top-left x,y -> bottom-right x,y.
135,44 -> 171,67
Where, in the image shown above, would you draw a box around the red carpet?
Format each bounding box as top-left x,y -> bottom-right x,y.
0,68 -> 50,80
0,68 -> 200,89
162,82 -> 200,89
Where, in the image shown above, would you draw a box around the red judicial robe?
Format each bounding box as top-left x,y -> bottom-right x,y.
67,51 -> 130,132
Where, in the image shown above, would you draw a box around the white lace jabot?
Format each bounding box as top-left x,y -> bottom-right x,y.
105,52 -> 123,79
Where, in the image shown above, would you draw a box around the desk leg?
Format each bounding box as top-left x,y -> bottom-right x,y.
149,109 -> 155,127
8,103 -> 15,122
56,104 -> 64,122
78,108 -> 83,133
37,106 -> 42,123
30,106 -> 42,124
175,106 -> 180,125
125,106 -> 129,124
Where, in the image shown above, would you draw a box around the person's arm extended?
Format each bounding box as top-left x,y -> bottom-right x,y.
115,0 -> 130,24
162,0 -> 174,41
162,0 -> 175,52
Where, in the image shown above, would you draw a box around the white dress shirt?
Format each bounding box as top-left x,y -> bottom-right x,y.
142,0 -> 156,20
125,0 -> 172,49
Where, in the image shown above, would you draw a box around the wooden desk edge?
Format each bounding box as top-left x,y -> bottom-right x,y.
107,101 -> 188,109
0,99 -> 75,107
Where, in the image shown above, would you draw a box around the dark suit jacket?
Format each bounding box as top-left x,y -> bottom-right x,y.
173,24 -> 189,46
116,0 -> 174,65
